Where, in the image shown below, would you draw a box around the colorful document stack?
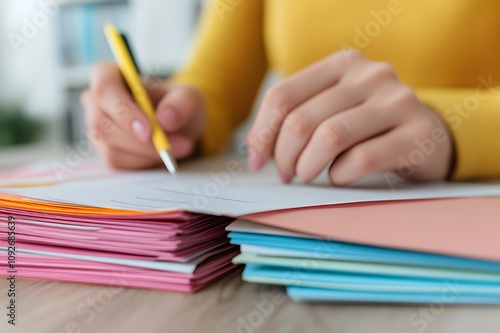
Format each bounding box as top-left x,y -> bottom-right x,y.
0,198 -> 239,293
2,156 -> 500,298
228,220 -> 500,303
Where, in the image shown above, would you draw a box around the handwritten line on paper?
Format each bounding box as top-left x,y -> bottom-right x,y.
109,200 -> 164,209
135,196 -> 192,205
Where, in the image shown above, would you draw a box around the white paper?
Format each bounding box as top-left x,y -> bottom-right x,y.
0,246 -> 219,274
240,244 -> 319,258
227,219 -> 318,239
3,155 -> 500,216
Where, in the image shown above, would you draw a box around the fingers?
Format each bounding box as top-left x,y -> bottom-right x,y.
156,85 -> 205,137
269,59 -> 402,181
247,51 -> 369,170
327,129 -> 407,186
81,88 -> 113,148
82,91 -> 194,169
294,103 -> 399,182
87,110 -> 158,158
97,130 -> 194,167
309,83 -> 428,185
83,62 -> 202,170
90,61 -> 152,143
82,90 -> 158,163
273,74 -> 378,181
326,115 -> 447,186
96,145 -> 160,170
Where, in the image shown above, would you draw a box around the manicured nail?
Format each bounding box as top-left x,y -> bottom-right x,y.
279,171 -> 292,184
132,120 -> 150,142
157,106 -> 179,131
248,149 -> 263,171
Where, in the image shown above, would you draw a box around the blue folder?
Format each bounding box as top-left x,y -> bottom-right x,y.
242,264 -> 500,295
229,232 -> 500,272
229,226 -> 500,303
287,286 -> 500,304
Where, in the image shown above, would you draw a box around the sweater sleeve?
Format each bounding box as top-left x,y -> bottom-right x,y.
416,86 -> 500,180
171,0 -> 268,154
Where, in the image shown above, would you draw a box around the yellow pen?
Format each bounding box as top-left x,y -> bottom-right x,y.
104,23 -> 178,174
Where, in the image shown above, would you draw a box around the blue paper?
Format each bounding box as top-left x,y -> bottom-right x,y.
287,286 -> 500,304
229,232 -> 500,272
242,264 -> 500,295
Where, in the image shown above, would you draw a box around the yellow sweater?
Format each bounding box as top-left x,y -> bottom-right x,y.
173,0 -> 500,180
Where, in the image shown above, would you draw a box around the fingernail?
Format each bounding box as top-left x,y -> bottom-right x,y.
132,120 -> 150,143
279,171 -> 292,184
248,149 -> 263,172
157,106 -> 179,131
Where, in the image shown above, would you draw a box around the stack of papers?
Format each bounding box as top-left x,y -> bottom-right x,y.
228,220 -> 500,303
2,156 -> 500,297
0,199 -> 239,292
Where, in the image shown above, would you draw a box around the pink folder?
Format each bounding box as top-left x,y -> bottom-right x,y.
0,205 -> 240,292
243,198 -> 500,262
0,250 -> 241,293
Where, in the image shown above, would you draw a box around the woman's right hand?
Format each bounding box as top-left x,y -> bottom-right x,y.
81,61 -> 206,169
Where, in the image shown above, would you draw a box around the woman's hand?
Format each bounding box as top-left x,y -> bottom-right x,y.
247,51 -> 454,186
81,61 -> 205,169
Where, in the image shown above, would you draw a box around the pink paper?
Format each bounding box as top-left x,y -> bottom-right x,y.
244,198 -> 500,262
0,251 -> 241,293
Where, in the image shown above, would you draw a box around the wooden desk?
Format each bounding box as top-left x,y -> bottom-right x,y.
1,274 -> 499,333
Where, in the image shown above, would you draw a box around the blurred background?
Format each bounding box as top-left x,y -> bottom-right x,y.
0,0 -> 203,170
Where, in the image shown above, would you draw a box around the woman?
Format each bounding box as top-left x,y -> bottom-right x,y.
81,0 -> 500,185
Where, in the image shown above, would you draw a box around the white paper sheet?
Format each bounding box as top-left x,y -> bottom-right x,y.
0,246 -> 217,274
3,156 -> 500,216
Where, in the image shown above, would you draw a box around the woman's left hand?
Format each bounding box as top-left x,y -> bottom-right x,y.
246,51 -> 454,186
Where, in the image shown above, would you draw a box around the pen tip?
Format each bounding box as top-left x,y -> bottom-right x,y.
160,150 -> 178,174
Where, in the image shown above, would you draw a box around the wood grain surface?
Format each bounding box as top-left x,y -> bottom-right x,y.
1,274 -> 499,333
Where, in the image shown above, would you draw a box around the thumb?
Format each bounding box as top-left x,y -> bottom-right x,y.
156,85 -> 205,137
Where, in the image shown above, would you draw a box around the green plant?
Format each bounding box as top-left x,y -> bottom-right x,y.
0,106 -> 44,147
